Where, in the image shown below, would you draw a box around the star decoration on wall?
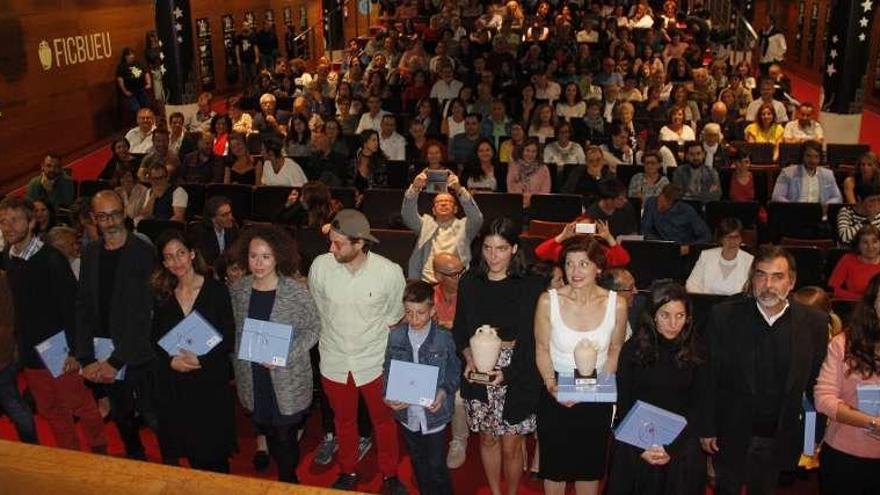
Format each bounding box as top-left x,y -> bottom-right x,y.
860,17 -> 869,27
173,7 -> 183,19
859,33 -> 867,41
830,49 -> 838,59
826,64 -> 837,77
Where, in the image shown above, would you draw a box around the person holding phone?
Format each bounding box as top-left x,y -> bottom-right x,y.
402,169 -> 484,283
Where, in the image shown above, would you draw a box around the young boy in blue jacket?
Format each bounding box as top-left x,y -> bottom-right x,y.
384,280 -> 460,495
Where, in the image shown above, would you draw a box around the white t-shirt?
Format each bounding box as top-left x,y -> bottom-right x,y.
380,132 -> 407,161
125,127 -> 155,154
556,101 -> 587,120
261,158 -> 308,187
659,125 -> 696,144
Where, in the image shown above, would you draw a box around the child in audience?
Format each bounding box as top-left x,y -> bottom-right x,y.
384,280 -> 460,495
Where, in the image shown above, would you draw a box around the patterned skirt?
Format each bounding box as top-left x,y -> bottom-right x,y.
464,347 -> 537,436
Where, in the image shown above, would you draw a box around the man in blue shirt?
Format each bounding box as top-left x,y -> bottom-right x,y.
641,184 -> 712,246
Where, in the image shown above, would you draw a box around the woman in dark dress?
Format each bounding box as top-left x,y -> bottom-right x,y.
224,132 -> 258,185
352,129 -> 389,200
606,282 -> 707,495
453,217 -> 545,495
150,229 -> 236,473
230,225 -> 320,482
99,137 -> 143,181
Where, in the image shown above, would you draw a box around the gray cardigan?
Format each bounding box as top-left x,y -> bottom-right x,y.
230,275 -> 320,415
401,186 -> 483,279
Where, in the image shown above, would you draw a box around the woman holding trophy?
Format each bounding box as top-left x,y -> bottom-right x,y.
534,237 -> 628,495
453,217 -> 545,495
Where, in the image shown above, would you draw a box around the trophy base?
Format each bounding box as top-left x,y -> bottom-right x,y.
468,370 -> 498,384
574,369 -> 597,386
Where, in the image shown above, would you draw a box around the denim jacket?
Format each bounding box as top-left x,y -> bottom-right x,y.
383,321 -> 461,430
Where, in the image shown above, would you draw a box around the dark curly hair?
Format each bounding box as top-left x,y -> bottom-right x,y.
633,282 -> 704,368
235,224 -> 301,277
844,273 -> 880,378
557,237 -> 607,285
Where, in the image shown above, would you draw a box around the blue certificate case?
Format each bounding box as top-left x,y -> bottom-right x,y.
93,338 -> 126,381
158,310 -> 223,356
614,400 -> 688,450
556,372 -> 617,403
35,331 -> 70,378
857,384 -> 880,416
385,360 -> 440,406
802,396 -> 818,455
238,318 -> 293,367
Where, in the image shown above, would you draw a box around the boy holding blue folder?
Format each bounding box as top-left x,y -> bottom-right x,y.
384,281 -> 460,495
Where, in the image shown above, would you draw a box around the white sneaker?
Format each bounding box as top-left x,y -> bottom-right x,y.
446,439 -> 467,469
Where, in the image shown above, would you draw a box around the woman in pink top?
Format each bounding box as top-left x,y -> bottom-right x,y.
507,139 -> 551,208
828,225 -> 880,300
814,274 -> 880,494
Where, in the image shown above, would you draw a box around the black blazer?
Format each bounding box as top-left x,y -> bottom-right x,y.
75,233 -> 156,368
696,298 -> 828,473
191,223 -> 238,265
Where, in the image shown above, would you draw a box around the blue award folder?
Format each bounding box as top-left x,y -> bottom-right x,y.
857,384 -> 880,416
158,310 -> 223,356
802,396 -> 818,455
35,331 -> 70,378
614,400 -> 688,450
93,338 -> 126,381
385,360 -> 440,407
238,318 -> 293,366
556,372 -> 617,403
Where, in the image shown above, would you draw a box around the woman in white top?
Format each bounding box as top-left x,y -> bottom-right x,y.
686,218 -> 754,295
114,166 -> 148,221
535,237 -> 628,495
555,82 -> 587,122
260,138 -> 308,187
543,122 -> 586,168
659,106 -> 696,144
441,98 -> 467,139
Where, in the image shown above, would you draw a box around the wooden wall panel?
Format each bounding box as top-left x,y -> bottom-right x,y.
0,1 -> 154,189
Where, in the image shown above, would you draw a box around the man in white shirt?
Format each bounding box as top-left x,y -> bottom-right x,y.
355,95 -> 389,135
309,209 -> 407,493
746,79 -> 789,123
758,17 -> 787,73
379,114 -> 407,161
534,72 -> 561,104
429,64 -> 463,107
124,108 -> 156,154
783,103 -> 824,143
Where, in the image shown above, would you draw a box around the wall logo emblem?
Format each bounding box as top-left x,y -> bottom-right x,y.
38,40 -> 53,70
38,32 -> 112,70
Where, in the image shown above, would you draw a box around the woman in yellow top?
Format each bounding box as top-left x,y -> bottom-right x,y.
744,102 -> 784,160
499,122 -> 527,163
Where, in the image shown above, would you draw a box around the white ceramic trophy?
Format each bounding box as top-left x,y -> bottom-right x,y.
573,339 -> 599,385
469,325 -> 502,383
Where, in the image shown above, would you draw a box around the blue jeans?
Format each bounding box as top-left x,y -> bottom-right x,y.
123,89 -> 150,114
0,364 -> 38,444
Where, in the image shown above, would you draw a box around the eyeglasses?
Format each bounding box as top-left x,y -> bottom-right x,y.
94,210 -> 124,222
436,268 -> 465,278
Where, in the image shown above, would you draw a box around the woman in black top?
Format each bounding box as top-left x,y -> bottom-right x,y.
275,181 -> 334,228
150,230 -> 236,473
453,217 -> 545,495
606,282 -> 706,495
116,47 -> 151,115
99,138 -> 143,181
352,129 -> 388,198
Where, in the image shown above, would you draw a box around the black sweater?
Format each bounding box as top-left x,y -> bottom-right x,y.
453,271 -> 545,424
4,244 -> 77,369
76,233 -> 156,369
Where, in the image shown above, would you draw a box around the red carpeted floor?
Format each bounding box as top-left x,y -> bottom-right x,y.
0,389 -> 820,494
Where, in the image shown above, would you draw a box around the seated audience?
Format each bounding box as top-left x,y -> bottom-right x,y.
783,102 -> 824,143
138,128 -> 181,181
261,137 -> 307,187
829,225 -> 880,301
99,137 -> 143,180
125,107 -> 156,154
180,131 -> 224,183
584,179 -> 639,236
275,181 -> 336,228
843,152 -> 880,205
114,167 -> 148,222
686,218 -> 754,295
186,91 -> 216,133
641,184 -> 712,245
352,129 -> 389,194
838,192 -> 880,245
25,153 -> 76,209
672,141 -> 722,203
533,218 -> 631,268
728,149 -> 755,202
628,151 -> 670,200
190,195 -> 238,265
507,139 -> 551,207
139,163 -> 188,223
771,140 -> 842,205
461,138 -> 505,192
563,145 -> 614,205
224,132 -> 259,185
449,114 -> 482,165
253,93 -> 290,137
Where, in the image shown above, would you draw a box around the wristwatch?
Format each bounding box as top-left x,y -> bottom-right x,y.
869,417 -> 878,431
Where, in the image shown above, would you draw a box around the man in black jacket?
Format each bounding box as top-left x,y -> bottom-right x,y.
76,190 -> 158,460
697,245 -> 828,495
0,197 -> 107,452
190,195 -> 238,266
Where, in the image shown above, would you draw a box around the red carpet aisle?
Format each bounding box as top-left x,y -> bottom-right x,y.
0,396 -> 819,494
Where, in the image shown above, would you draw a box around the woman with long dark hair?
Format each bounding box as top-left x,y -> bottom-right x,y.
454,217 -> 545,495
352,129 -> 389,195
815,273 -> 880,494
276,181 -> 335,228
150,229 -> 236,472
606,282 -> 706,495
462,138 -> 505,192
230,225 -> 321,482
100,138 -> 143,180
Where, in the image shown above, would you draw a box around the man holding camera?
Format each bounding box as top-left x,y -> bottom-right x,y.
401,171 -> 484,283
